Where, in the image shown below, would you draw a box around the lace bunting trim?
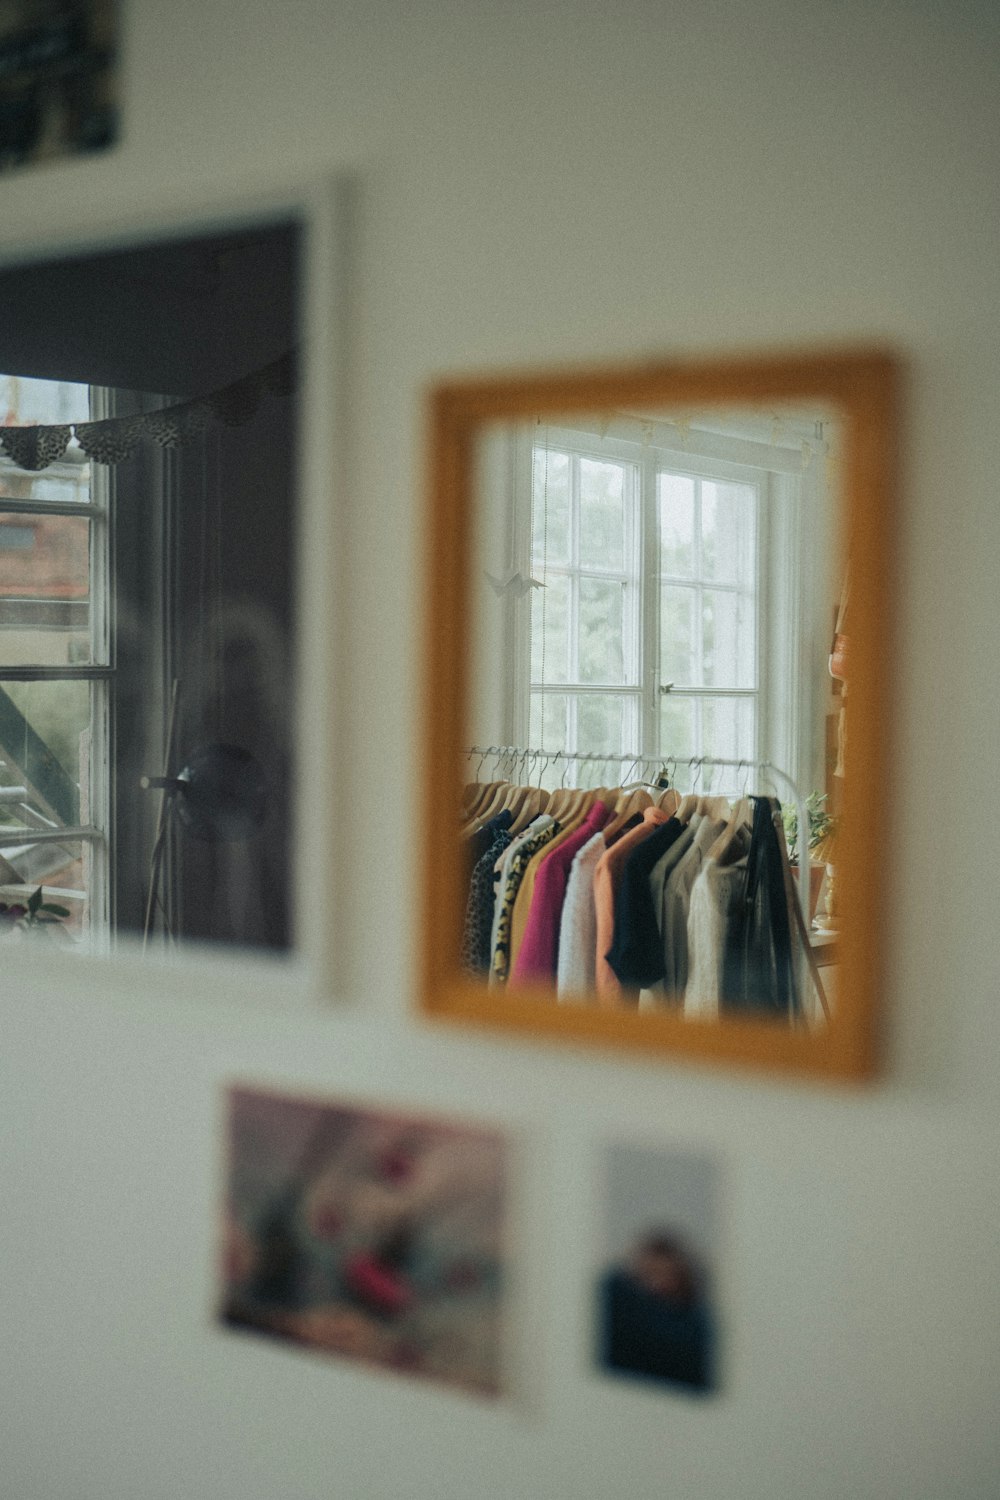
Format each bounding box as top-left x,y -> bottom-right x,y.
0,351 -> 296,471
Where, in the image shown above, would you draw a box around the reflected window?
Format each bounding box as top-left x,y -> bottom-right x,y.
0,218 -> 300,955
0,374 -> 102,944
519,422 -> 796,791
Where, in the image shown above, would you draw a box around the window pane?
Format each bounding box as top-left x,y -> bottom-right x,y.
529,691 -> 569,755
660,582 -> 697,686
0,375 -> 90,427
658,472 -> 695,577
578,457 -> 625,569
577,693 -> 628,759
531,572 -> 569,683
660,694 -> 696,763
0,376 -> 92,506
531,447 -> 570,565
701,480 -> 756,584
0,468 -> 92,506
0,680 -> 91,828
578,577 -> 625,683
0,837 -> 90,945
702,696 -> 755,766
702,588 -> 755,688
0,513 -> 93,665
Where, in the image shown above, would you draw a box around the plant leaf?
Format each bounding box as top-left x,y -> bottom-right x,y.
27,886 -> 42,916
40,903 -> 70,917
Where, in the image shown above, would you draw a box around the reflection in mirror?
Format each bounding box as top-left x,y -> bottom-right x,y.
468,405 -> 842,1028
0,217 -> 300,955
422,351 -> 899,1076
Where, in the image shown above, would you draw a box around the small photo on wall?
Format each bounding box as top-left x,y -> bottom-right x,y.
0,0 -> 118,173
220,1086 -> 509,1398
596,1142 -> 720,1396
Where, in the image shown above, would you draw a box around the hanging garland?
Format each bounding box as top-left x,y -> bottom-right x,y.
0,349 -> 296,472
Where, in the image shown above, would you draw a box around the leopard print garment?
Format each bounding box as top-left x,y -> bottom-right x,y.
460,829 -> 514,975
489,822 -> 560,985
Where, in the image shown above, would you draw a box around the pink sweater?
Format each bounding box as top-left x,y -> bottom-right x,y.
509,801 -> 611,986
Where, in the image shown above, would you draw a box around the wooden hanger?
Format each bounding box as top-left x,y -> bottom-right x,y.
675,791 -> 699,823
508,785 -> 550,836
461,779 -> 508,830
708,795 -> 752,864
602,787 -> 653,843
466,779 -> 514,829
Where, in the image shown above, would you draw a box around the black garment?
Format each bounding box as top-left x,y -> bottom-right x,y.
466,808 -> 513,873
605,816 -> 685,988
598,1269 -> 714,1392
460,827 -> 514,974
720,796 -> 799,1018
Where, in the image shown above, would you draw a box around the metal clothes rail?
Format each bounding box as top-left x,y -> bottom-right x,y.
464,745 -> 813,977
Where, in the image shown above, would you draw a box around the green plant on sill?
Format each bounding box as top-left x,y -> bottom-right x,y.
0,884 -> 71,939
782,793 -> 838,864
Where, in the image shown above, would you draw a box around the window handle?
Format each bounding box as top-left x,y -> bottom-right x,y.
658,683 -> 675,696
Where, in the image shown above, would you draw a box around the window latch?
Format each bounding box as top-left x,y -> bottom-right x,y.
658,683 -> 675,696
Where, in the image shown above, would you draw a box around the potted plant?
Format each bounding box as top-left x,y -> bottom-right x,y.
782,794 -> 838,924
0,885 -> 71,942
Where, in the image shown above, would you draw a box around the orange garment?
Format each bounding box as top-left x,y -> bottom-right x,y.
593,807 -> 670,1005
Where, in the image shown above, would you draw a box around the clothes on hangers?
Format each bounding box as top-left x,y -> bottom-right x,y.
458,765 -> 809,1023
552,827 -> 603,997
684,848 -> 750,1021
659,815 -> 728,998
487,814 -> 554,968
720,796 -> 799,1018
594,807 -> 671,1002
605,815 -> 685,988
511,799 -> 611,985
489,816 -> 560,985
461,820 -> 516,974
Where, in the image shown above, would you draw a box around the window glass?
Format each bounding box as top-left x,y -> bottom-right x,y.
0,838 -> 90,945
660,583 -> 697,686
529,691 -> 569,756
578,577 -> 625,683
660,694 -> 696,764
530,572 -> 570,683
577,693 -> 628,759
0,679 -> 91,828
531,447 -> 570,565
658,472 -> 695,577
0,513 -> 92,666
578,457 -> 625,570
702,587 -> 755,689
702,695 -> 755,765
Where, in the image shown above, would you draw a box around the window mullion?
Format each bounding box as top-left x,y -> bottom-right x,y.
641,453 -> 659,760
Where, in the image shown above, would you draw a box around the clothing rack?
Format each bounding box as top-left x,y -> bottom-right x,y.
464,745 -> 813,948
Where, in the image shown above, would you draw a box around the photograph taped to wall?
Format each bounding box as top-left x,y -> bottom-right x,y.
220,1086 -> 510,1397
0,0 -> 118,171
596,1142 -> 719,1395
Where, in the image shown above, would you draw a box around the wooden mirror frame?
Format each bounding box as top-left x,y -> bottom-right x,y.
419,347 -> 900,1080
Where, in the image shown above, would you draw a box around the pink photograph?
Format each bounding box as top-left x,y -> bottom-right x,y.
219,1086 -> 509,1397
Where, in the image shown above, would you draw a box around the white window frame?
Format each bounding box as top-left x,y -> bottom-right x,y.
503,419 -> 824,791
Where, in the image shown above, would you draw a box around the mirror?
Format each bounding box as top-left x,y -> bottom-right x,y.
0,208 -> 305,957
420,351 -> 899,1078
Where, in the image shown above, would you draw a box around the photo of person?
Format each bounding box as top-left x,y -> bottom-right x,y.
596,1144 -> 719,1395
219,1086 -> 509,1397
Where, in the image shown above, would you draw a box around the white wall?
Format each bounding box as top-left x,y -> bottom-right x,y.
2,2 -> 999,1497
